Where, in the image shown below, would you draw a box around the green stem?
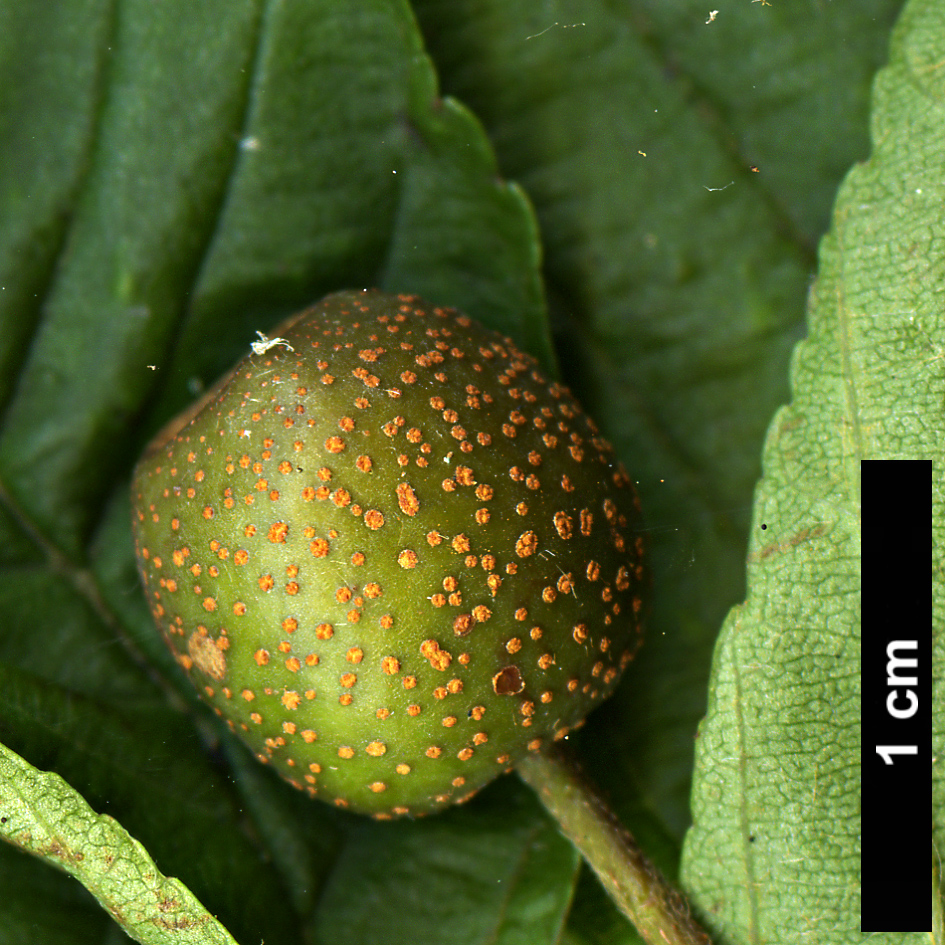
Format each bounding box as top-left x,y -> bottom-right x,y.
517,746 -> 711,945
933,843 -> 944,945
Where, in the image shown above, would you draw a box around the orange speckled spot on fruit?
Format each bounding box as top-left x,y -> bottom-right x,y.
316,623 -> 334,640
340,673 -> 357,688
573,623 -> 588,644
202,597 -> 217,612
259,574 -> 274,591
396,483 -> 420,516
421,639 -> 452,671
369,782 -> 386,793
442,716 -> 457,728
364,509 -> 385,530
426,746 -> 442,759
310,538 -> 329,557
338,746 -> 354,759
366,740 -> 387,757
398,549 -> 418,569
554,511 -> 573,539
346,647 -> 364,664
381,656 -> 400,675
281,691 -> 301,710
253,649 -> 270,666
515,531 -> 538,557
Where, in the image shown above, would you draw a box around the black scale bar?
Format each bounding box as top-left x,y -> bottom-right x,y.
861,460 -> 933,932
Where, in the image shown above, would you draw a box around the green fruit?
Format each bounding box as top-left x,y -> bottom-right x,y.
131,289 -> 646,817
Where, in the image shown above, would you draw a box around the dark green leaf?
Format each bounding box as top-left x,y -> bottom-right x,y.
312,779 -> 579,945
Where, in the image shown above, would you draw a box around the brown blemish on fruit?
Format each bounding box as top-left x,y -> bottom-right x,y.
492,666 -> 525,695
187,632 -> 226,680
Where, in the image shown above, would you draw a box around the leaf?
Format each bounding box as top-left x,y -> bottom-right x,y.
680,0 -> 944,941
312,780 -> 580,945
0,739 -> 239,945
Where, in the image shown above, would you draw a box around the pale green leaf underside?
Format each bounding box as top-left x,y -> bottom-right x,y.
681,0 -> 944,942
0,740 -> 239,945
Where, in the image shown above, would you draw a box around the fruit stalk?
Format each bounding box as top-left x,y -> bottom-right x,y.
517,746 -> 712,945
